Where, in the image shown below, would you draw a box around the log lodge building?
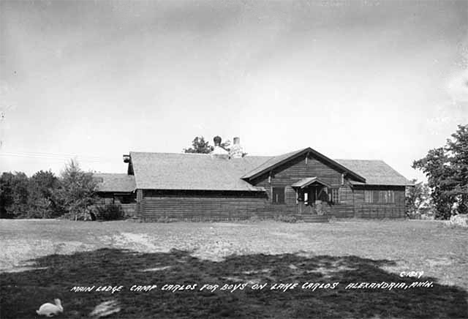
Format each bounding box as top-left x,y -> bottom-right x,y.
96,137 -> 411,222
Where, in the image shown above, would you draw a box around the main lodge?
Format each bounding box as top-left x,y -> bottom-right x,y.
96,137 -> 411,222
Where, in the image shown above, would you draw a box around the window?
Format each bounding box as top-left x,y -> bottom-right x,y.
382,190 -> 394,203
365,190 -> 373,203
272,187 -> 285,204
331,188 -> 339,204
365,190 -> 394,203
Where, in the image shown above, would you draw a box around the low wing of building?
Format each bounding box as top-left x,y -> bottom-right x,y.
94,173 -> 136,206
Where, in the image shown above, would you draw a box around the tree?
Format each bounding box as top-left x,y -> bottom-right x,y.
28,170 -> 60,218
184,136 -> 213,154
0,172 -> 30,218
405,179 -> 432,217
0,172 -> 15,218
55,159 -> 98,220
183,136 -> 231,154
412,124 -> 468,219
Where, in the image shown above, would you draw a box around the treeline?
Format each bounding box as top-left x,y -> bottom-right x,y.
0,160 -> 98,220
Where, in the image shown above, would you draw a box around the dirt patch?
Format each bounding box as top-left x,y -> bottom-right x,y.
104,232 -> 165,252
426,257 -> 454,267
0,238 -> 95,271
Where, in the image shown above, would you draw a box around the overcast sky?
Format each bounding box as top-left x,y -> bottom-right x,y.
1,0 -> 467,182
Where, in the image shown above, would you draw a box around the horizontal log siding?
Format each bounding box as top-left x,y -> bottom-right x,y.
139,190 -> 269,221
135,189 -> 144,217
285,186 -> 296,206
253,154 -> 344,216
353,186 -> 406,219
252,154 -> 343,188
329,185 -> 355,218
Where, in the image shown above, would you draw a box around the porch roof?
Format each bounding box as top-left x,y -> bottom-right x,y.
291,177 -> 331,189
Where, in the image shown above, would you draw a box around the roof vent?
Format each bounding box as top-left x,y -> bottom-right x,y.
123,154 -> 131,163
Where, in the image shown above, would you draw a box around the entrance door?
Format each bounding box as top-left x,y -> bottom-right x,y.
296,188 -> 315,215
296,186 -> 328,215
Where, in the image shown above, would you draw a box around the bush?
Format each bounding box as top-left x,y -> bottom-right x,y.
59,210 -> 93,221
406,212 -> 422,220
95,203 -> 125,221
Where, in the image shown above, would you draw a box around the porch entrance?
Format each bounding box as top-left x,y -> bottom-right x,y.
292,177 -> 331,216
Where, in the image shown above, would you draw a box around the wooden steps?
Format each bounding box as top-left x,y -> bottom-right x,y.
298,214 -> 329,223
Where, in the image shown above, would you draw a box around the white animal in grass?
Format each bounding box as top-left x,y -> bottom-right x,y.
36,298 -> 63,317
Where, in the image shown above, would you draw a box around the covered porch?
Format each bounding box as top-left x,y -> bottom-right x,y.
291,177 -> 332,223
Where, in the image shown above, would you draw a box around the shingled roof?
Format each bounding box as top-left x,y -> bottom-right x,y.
94,173 -> 136,192
335,159 -> 412,186
127,150 -> 411,191
130,152 -> 269,191
291,177 -> 332,189
241,148 -> 306,180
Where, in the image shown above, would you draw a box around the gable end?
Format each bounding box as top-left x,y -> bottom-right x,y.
242,147 -> 366,183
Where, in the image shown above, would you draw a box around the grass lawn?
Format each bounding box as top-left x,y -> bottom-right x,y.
0,219 -> 467,318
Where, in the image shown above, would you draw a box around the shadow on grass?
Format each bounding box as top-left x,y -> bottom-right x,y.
1,249 -> 467,319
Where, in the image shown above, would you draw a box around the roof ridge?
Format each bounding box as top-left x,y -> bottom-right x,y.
130,151 -> 210,156
335,159 -> 385,161
129,151 -> 274,159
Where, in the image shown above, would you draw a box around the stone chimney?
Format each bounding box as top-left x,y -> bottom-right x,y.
229,136 -> 244,158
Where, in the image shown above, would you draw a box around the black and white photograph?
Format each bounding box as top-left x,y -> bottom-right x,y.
1,0 -> 467,318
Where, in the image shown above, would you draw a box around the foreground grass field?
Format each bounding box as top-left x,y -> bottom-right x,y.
1,219 -> 467,318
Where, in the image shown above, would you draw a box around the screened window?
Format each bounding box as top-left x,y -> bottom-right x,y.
272,187 -> 285,204
381,190 -> 394,203
365,190 -> 373,203
331,188 -> 339,204
365,190 -> 394,203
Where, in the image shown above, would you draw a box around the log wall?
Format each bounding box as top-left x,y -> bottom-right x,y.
330,185 -> 355,218
137,187 -> 407,221
139,190 -> 270,221
353,186 -> 406,218
252,154 -> 343,189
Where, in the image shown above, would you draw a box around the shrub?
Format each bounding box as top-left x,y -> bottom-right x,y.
406,212 -> 422,220
95,203 -> 125,221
